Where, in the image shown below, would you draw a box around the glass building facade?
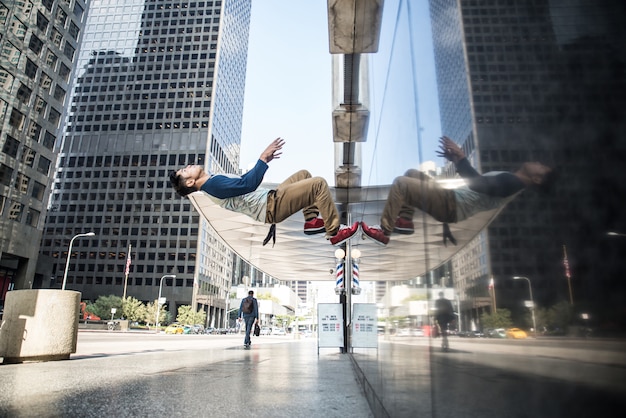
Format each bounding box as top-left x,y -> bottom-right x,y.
0,0 -> 89,305
429,0 -> 626,326
36,0 -> 253,324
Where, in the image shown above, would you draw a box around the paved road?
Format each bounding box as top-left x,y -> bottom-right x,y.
0,331 -> 373,418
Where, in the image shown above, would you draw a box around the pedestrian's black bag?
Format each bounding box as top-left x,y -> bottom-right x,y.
254,323 -> 260,336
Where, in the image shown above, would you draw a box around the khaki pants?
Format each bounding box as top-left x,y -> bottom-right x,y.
381,169 -> 457,234
265,170 -> 340,236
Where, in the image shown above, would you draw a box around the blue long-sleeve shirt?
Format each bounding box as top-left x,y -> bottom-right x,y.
200,159 -> 270,222
200,159 -> 268,198
455,158 -> 524,197
453,158 -> 525,222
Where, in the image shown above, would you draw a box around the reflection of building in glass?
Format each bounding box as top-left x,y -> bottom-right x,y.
430,0 -> 626,328
0,1 -> 89,302
37,0 -> 256,325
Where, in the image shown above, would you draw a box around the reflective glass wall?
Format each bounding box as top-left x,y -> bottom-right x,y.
349,0 -> 626,416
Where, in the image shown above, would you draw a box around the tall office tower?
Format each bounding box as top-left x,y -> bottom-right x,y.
37,0 -> 252,323
1,1 -> 90,303
429,0 -> 626,324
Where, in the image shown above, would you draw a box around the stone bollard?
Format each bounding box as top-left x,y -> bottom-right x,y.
0,289 -> 81,363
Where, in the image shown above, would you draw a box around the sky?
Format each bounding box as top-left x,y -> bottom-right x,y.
240,0 -> 442,185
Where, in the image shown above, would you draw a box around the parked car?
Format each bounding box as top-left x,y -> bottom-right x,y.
397,328 -> 412,337
273,328 -> 286,336
260,326 -> 271,335
412,328 -> 425,337
484,328 -> 506,338
190,324 -> 204,334
506,328 -> 527,339
164,323 -> 184,334
301,329 -> 313,338
204,327 -> 215,335
459,330 -> 484,338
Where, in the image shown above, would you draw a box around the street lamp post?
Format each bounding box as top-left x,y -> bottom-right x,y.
155,274 -> 176,332
62,232 -> 96,290
513,276 -> 537,338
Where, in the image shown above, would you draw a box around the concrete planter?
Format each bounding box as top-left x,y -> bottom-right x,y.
0,289 -> 81,363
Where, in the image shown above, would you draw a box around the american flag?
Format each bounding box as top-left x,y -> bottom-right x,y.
124,247 -> 132,276
563,245 -> 571,279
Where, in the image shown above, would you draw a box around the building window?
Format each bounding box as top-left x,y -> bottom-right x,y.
63,42 -> 75,61
16,83 -> 32,105
43,131 -> 56,150
29,35 -> 44,55
68,21 -> 80,40
2,135 -> 19,158
59,63 -> 71,82
37,156 -> 51,175
36,11 -> 49,32
9,108 -> 26,130
0,163 -> 13,186
32,181 -> 45,201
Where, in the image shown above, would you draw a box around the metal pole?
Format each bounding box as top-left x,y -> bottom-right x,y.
156,274 -> 175,332
62,232 -> 95,290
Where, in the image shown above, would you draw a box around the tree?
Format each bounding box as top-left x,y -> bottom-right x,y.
480,309 -> 513,329
122,297 -> 146,323
144,300 -> 167,327
86,295 -> 123,320
176,305 -> 206,325
547,301 -> 573,331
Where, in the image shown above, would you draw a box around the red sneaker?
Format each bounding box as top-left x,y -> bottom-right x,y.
329,222 -> 360,246
304,217 -> 326,235
393,217 -> 414,235
360,222 -> 390,246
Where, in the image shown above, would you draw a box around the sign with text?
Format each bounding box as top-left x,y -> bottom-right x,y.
317,303 -> 344,348
351,303 -> 378,348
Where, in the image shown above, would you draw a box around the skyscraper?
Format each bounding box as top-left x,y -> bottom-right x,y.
37,0 -> 252,324
1,0 -> 90,303
429,0 -> 626,325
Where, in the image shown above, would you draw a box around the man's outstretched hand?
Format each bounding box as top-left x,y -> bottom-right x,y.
259,137 -> 285,163
436,136 -> 465,164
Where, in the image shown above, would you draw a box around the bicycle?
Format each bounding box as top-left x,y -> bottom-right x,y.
107,321 -> 120,331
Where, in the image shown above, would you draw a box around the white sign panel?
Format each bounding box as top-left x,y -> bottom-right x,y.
317,303 -> 344,348
351,303 -> 378,348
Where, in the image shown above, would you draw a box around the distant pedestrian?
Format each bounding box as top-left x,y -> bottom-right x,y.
435,291 -> 455,351
238,290 -> 259,349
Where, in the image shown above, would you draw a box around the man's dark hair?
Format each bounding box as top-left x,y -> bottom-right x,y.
537,168 -> 558,195
248,290 -> 254,296
169,171 -> 196,197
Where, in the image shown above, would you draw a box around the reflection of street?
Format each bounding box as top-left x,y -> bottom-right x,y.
359,336 -> 626,417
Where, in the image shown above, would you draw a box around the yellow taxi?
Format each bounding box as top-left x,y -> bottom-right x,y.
164,323 -> 185,334
505,328 -> 528,339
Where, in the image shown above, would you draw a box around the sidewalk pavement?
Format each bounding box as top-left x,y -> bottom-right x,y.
0,332 -> 373,417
